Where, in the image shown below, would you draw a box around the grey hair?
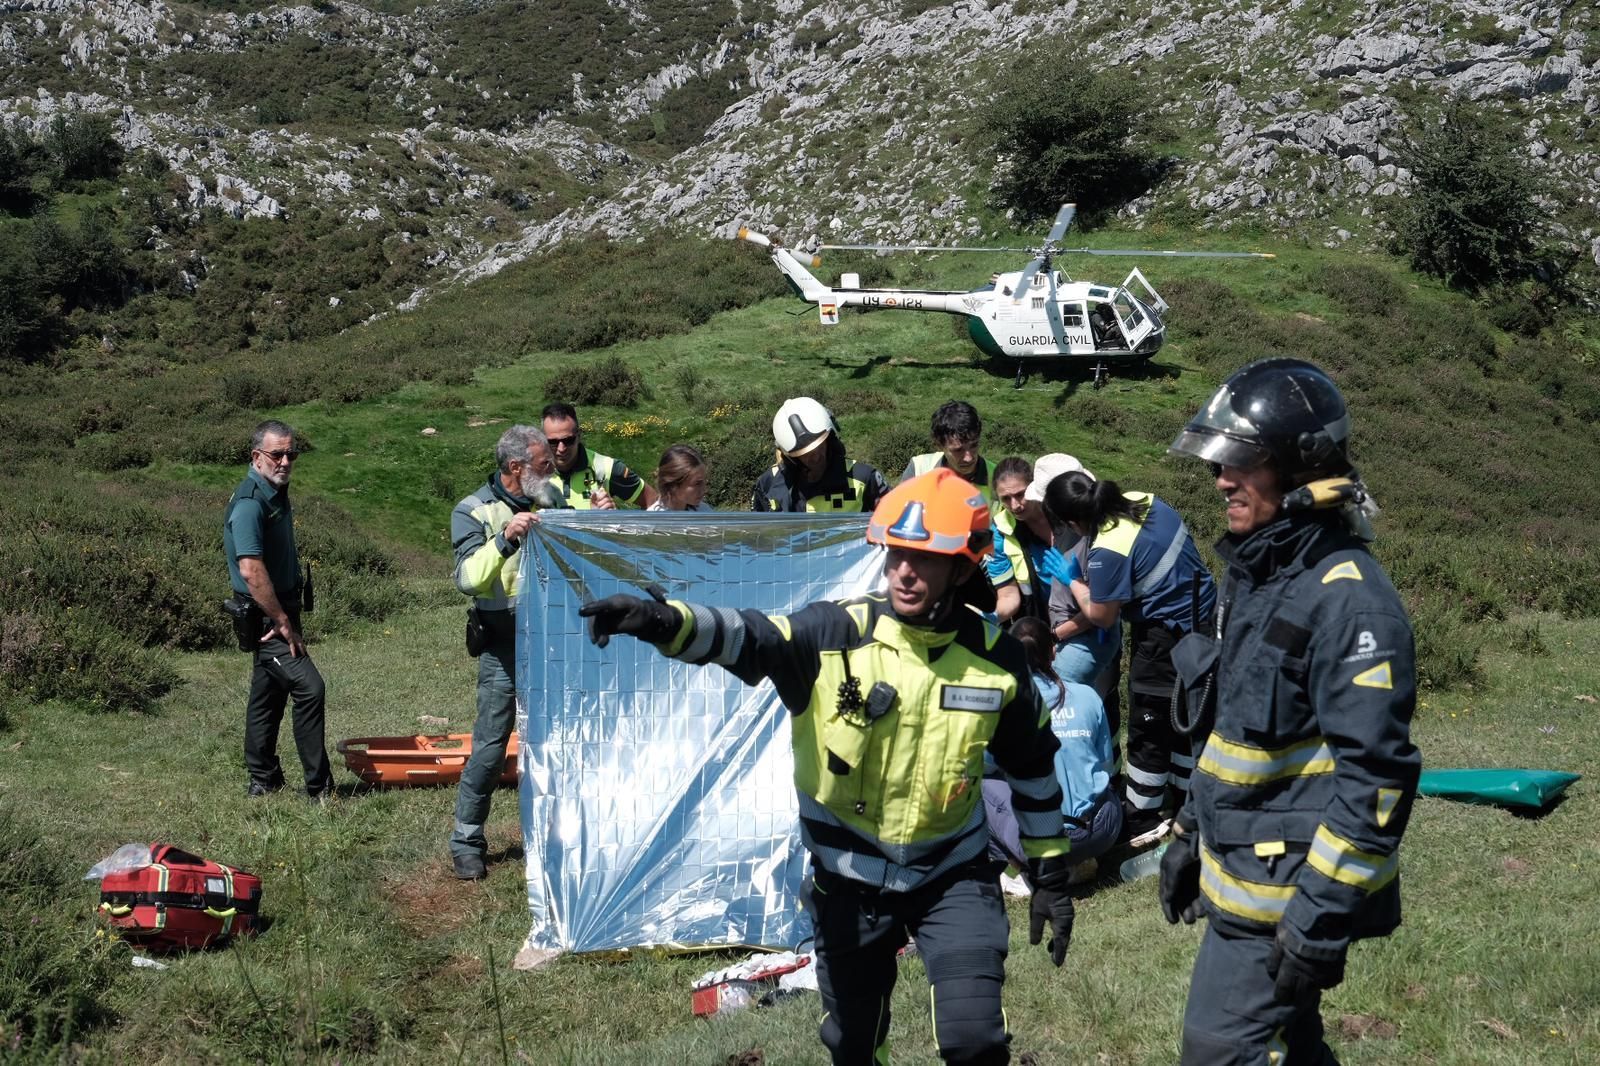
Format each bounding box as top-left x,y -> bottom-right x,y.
252,419 -> 295,451
496,424 -> 550,472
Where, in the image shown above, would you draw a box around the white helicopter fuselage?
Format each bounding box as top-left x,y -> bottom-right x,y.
742,229 -> 1169,364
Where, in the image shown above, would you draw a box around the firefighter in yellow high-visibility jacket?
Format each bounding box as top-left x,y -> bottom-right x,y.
581,470 -> 1076,1066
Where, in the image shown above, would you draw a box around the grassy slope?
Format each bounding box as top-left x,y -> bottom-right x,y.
5,231 -> 1600,1061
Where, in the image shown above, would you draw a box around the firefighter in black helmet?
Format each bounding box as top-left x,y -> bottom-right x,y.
1162,358 -> 1421,1065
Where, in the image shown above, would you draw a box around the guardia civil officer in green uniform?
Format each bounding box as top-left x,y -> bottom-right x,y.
1161,358 -> 1421,1064
541,402 -> 657,510
223,419 -> 334,800
448,424 -> 567,880
582,470 -> 1077,1065
902,400 -> 999,507
752,396 -> 892,513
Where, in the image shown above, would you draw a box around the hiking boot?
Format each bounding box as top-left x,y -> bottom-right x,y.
306,784 -> 335,804
246,779 -> 284,798
452,851 -> 487,881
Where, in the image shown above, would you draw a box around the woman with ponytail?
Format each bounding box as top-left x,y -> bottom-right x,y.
1043,471 -> 1216,846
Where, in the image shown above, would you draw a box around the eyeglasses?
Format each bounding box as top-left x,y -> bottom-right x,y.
257,448 -> 301,462
546,435 -> 578,448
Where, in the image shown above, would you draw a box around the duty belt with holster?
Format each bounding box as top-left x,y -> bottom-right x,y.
220,566 -> 313,653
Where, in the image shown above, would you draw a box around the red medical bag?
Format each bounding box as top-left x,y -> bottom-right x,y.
97,843 -> 262,950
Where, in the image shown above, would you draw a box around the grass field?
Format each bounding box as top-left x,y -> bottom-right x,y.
4,226 -> 1600,1062
2,596 -> 1596,1063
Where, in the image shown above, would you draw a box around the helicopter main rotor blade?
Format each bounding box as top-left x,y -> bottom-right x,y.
1067,247 -> 1277,259
817,243 -> 1036,254
1011,256 -> 1045,304
1043,204 -> 1077,246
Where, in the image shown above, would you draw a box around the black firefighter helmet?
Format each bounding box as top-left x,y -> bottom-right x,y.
1169,358 -> 1352,485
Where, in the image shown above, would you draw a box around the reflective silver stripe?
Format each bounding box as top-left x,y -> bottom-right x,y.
1124,786 -> 1165,810
1132,518 -> 1191,599
1307,826 -> 1398,892
681,603 -> 719,662
1014,806 -> 1065,839
1127,764 -> 1169,788
1199,844 -> 1294,923
798,793 -> 989,893
1006,772 -> 1060,802
1198,733 -> 1336,785
707,607 -> 747,666
1171,752 -> 1196,769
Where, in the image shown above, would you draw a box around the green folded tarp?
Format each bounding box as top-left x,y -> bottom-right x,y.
1417,768 -> 1580,810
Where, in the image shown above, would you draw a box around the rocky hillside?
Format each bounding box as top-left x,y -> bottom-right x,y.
4,0 -> 1597,312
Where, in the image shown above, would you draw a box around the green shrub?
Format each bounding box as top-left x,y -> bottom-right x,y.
983,47 -> 1162,223
671,363 -> 704,402
703,416 -> 775,508
544,354 -> 648,408
1392,101 -> 1547,291
1313,263 -> 1403,316
866,422 -> 930,480
44,111 -> 124,183
984,421 -> 1046,461
0,804 -> 121,1051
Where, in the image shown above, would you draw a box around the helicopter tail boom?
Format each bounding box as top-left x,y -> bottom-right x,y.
739,227 -> 838,323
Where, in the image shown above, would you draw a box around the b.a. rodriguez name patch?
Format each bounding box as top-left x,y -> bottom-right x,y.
940,684 -> 1003,712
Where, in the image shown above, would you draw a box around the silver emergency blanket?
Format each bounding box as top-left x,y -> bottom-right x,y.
517,511 -> 882,956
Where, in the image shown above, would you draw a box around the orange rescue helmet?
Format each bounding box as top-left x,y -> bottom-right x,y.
867,469 -> 993,565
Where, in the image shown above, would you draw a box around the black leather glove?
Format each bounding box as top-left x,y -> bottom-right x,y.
1026,857 -> 1075,967
577,587 -> 680,648
1266,930 -> 1346,1005
1158,829 -> 1202,925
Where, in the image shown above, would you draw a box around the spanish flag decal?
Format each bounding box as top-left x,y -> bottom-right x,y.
1376,787 -> 1402,828
1322,560 -> 1363,584
1353,661 -> 1393,689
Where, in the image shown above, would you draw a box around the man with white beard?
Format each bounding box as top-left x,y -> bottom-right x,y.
448,424 -> 566,880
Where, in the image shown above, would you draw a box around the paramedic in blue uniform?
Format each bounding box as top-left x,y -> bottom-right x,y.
1160,357 -> 1420,1064
1044,471 -> 1215,844
447,424 -> 566,880
223,419 -> 334,800
581,470 -> 1076,1065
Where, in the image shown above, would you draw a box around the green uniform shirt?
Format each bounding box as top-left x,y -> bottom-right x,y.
224,467 -> 300,599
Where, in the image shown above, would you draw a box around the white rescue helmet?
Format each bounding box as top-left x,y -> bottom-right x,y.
773,397 -> 837,458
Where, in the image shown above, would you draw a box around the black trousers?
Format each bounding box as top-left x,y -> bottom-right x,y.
244,632 -> 332,793
1180,924 -> 1338,1065
1123,622 -> 1183,830
806,861 -> 1011,1066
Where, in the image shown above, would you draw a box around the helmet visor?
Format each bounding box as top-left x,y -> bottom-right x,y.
1168,381 -> 1274,469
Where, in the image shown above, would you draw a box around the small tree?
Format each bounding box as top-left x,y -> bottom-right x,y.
1393,102 -> 1545,291
984,49 -> 1161,224
45,111 -> 124,184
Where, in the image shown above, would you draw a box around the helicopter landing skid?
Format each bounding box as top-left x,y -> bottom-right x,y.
1092,362 -> 1109,389
1013,362 -> 1026,390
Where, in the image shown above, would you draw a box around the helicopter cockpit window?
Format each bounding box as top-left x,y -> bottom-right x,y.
1113,290 -> 1144,329
1088,286 -> 1113,300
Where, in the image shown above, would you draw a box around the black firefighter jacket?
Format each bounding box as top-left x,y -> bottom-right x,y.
1176,513 -> 1421,964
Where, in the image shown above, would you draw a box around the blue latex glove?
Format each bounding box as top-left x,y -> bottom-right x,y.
1060,552 -> 1082,584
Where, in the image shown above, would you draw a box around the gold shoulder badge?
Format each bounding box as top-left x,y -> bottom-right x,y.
1352,661 -> 1393,689
1322,560 -> 1363,584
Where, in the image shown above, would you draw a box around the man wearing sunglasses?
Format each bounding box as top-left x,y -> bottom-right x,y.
541,402 -> 658,510
223,419 -> 334,802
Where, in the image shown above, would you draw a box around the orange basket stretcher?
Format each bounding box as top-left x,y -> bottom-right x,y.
335,733 -> 519,788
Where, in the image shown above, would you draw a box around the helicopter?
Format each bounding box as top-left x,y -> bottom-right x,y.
737,204 -> 1274,387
